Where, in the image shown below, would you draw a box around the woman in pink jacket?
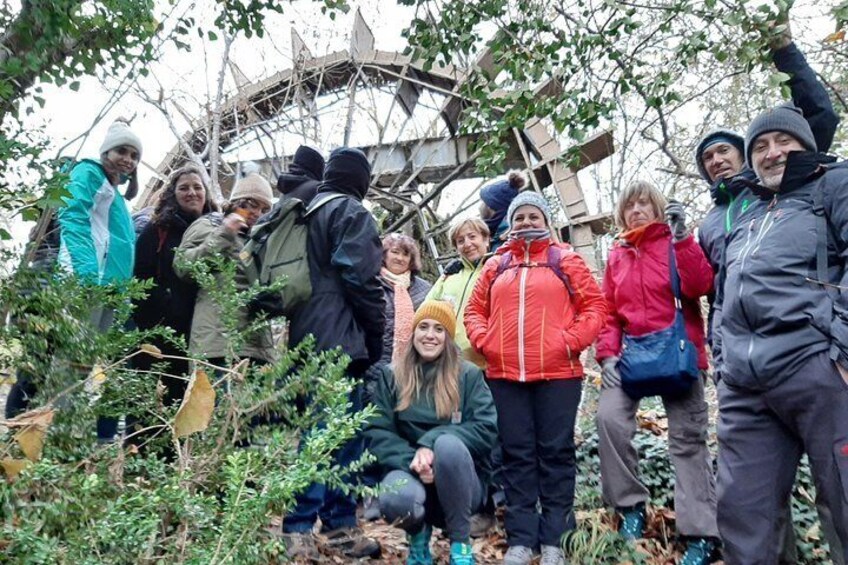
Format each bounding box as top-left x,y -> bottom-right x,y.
595,181 -> 717,565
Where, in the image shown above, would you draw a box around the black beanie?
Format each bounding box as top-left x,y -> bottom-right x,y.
745,102 -> 817,169
321,147 -> 371,199
290,145 -> 325,181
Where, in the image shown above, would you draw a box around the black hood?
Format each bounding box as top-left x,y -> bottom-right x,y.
710,167 -> 756,206
748,151 -> 836,200
276,173 -> 319,204
318,147 -> 371,200
290,145 -> 325,181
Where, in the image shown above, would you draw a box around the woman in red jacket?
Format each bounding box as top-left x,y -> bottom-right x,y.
595,181 -> 717,565
465,191 -> 607,565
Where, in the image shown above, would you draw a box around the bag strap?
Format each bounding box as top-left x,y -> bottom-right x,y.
812,184 -> 837,299
305,192 -> 346,217
667,240 -> 683,311
491,245 -> 574,297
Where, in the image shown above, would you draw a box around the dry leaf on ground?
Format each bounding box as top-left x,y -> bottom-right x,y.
174,368 -> 215,437
1,458 -> 31,479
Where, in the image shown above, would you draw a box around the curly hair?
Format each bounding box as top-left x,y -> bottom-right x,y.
152,164 -> 217,227
382,233 -> 423,274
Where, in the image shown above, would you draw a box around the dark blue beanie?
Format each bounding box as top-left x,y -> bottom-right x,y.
480,179 -> 518,212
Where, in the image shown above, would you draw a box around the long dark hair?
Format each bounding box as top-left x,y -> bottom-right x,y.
152,164 -> 217,227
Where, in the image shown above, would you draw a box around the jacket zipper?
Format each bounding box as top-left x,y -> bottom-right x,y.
517,241 -> 530,382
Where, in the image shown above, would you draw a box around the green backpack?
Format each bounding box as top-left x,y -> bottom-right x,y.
240,192 -> 345,317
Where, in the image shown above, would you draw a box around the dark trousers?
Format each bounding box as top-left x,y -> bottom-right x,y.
283,380 -> 364,533
379,435 -> 484,543
488,378 -> 582,548
717,352 -> 848,565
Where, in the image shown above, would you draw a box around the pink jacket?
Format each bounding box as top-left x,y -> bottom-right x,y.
595,223 -> 714,369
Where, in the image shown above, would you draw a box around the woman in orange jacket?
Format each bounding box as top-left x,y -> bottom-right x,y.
464,191 -> 607,565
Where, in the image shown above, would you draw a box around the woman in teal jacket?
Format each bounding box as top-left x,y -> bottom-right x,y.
366,300 -> 498,565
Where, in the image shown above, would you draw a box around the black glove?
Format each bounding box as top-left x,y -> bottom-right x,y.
443,258 -> 463,275
665,200 -> 688,241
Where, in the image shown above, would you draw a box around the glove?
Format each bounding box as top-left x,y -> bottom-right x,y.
665,200 -> 688,241
601,357 -> 621,389
443,258 -> 463,275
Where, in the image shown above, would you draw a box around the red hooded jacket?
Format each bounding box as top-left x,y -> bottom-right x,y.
595,223 -> 714,369
464,237 -> 607,382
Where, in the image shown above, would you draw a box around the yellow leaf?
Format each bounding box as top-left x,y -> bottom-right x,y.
174,369 -> 216,438
140,343 -> 163,358
15,427 -> 45,461
824,30 -> 845,43
1,458 -> 31,479
88,364 -> 107,384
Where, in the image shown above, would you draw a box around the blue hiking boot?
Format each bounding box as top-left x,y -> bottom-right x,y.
406,525 -> 433,565
450,541 -> 474,565
680,538 -> 716,565
618,504 -> 646,541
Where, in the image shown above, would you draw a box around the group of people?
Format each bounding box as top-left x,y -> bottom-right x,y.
6,27 -> 848,565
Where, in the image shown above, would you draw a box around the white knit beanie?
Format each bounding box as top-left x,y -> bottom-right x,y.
230,173 -> 273,207
99,119 -> 143,159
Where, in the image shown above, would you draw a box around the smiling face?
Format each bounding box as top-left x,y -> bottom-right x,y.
453,225 -> 489,263
702,142 -> 744,182
623,193 -> 659,230
413,319 -> 447,362
385,245 -> 412,275
511,205 -> 546,231
750,131 -> 806,191
174,173 -> 207,217
102,145 -> 140,178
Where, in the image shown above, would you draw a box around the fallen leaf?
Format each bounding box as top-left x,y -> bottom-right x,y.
174,368 -> 215,438
4,407 -> 54,429
824,30 -> 845,43
1,458 -> 31,479
15,427 -> 45,461
140,343 -> 163,358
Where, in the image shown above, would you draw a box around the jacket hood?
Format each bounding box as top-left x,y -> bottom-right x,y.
710,167 -> 756,205
276,172 -> 319,203
317,147 -> 371,200
748,151 -> 836,200
291,145 -> 325,181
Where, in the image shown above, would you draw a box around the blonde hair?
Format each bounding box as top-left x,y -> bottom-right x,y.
614,180 -> 668,229
394,331 -> 461,419
448,218 -> 490,247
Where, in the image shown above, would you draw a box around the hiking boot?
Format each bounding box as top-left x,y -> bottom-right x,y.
618,504 -> 646,541
450,541 -> 474,565
282,532 -> 320,561
680,538 -> 716,565
407,525 -> 433,565
540,544 -> 567,565
502,545 -> 534,565
322,526 -> 382,559
469,512 -> 495,538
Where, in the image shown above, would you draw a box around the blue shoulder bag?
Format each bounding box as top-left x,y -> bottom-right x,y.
619,241 -> 699,400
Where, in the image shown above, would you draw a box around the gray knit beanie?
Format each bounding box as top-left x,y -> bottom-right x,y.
100,119 -> 143,159
507,191 -> 552,228
230,173 -> 273,208
745,102 -> 817,169
694,129 -> 744,181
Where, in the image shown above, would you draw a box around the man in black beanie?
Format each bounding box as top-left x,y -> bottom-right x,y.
276,145 -> 325,205
713,103 -> 848,565
282,147 -> 384,560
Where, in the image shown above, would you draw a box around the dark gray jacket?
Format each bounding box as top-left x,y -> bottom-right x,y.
718,153 -> 848,390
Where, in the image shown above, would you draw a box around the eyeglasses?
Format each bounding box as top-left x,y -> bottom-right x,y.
236,198 -> 271,215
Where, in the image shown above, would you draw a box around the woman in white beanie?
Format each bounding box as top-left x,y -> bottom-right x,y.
174,173 -> 276,365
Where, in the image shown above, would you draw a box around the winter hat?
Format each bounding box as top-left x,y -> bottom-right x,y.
480,171 -> 526,212
229,173 -> 273,208
290,145 -> 325,181
99,119 -> 143,200
694,129 -> 744,181
507,190 -> 552,228
745,102 -> 817,169
320,147 -> 372,199
413,300 -> 457,339
100,119 -> 143,159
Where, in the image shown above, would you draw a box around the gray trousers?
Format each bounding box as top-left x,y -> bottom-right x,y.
717,352 -> 848,565
596,376 -> 719,537
378,434 -> 484,543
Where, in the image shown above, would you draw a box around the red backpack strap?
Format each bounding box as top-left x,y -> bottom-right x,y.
544,245 -> 575,297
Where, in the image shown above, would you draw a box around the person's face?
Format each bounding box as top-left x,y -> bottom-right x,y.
413,319 -> 447,362
623,194 -> 658,230
702,142 -> 744,182
103,145 -> 140,177
385,245 -> 411,275
174,173 -> 206,217
233,197 -> 270,228
751,131 -> 806,191
511,205 -> 546,231
454,226 -> 489,263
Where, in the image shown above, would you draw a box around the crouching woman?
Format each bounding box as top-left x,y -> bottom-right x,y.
365,300 -> 498,565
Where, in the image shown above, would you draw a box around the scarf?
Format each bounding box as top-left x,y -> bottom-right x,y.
381,267 -> 415,364
619,222 -> 660,248
508,227 -> 551,242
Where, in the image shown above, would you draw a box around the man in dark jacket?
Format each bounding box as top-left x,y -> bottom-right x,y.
276,145 -> 324,205
283,147 -> 385,560
714,104 -> 848,565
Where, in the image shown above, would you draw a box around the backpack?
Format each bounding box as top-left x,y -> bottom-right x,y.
490,244 -> 575,297
240,193 -> 345,318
